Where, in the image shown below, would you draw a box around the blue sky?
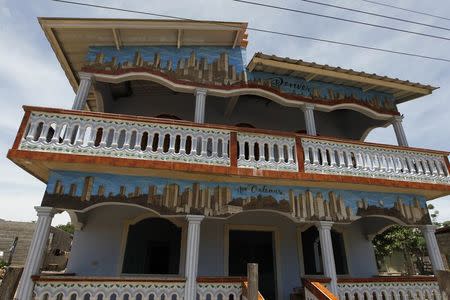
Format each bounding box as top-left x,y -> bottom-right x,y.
0,0 -> 449,225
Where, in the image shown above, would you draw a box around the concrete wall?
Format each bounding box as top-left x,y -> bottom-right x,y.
341,222 -> 379,277
67,205 -> 146,276
436,229 -> 450,269
98,81 -> 386,140
67,205 -> 381,298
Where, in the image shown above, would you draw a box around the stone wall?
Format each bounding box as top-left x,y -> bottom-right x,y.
0,219 -> 72,270
436,227 -> 450,269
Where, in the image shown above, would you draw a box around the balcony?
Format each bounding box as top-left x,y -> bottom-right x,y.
303,277 -> 443,300
32,276 -> 250,300
8,106 -> 450,196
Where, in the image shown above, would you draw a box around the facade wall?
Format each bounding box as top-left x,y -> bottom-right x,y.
67,205 -> 381,298
436,230 -> 450,269
67,205 -> 147,276
341,222 -> 379,277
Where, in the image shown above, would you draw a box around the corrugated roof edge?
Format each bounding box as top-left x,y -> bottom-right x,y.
249,52 -> 438,93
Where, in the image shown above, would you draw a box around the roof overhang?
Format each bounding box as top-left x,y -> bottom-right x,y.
247,53 -> 438,104
39,17 -> 248,110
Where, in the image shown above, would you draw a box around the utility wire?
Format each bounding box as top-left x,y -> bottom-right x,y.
358,0 -> 450,22
296,0 -> 450,32
50,0 -> 450,63
232,0 -> 450,42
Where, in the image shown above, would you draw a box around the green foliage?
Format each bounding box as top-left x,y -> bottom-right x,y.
0,259 -> 8,268
372,225 -> 428,274
427,204 -> 440,226
442,220 -> 450,227
56,222 -> 75,234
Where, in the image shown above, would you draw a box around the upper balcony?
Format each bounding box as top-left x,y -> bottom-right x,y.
8,106 -> 450,199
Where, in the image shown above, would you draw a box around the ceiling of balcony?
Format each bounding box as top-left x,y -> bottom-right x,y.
39,17 -> 248,111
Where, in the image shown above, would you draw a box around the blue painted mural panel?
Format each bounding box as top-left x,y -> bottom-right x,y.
247,71 -> 397,112
43,171 -> 430,225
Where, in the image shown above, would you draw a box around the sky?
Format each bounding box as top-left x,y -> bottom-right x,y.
0,0 -> 449,225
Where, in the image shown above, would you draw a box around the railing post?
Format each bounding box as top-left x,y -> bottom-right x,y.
230,132 -> 238,167
247,263 -> 258,300
72,72 -> 93,110
15,206 -> 55,300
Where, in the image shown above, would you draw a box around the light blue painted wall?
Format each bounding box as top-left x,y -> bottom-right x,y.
67,206 -> 383,298
343,222 -> 379,277
198,211 -> 301,300
67,205 -> 145,276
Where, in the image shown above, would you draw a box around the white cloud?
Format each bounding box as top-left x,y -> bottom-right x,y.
0,0 -> 449,225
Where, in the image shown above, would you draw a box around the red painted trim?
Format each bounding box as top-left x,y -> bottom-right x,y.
196,276 -> 246,283
337,276 -> 437,283
230,132 -> 238,168
7,149 -> 450,194
303,279 -> 338,300
302,277 -> 332,284
31,275 -> 186,283
12,111 -> 30,149
296,136 -> 305,173
81,67 -> 399,116
21,106 -> 448,155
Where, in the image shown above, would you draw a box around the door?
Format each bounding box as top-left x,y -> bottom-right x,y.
228,230 -> 277,300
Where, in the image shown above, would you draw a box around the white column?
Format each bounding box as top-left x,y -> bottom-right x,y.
316,221 -> 338,296
420,225 -> 445,273
392,115 -> 409,147
302,104 -> 317,136
72,72 -> 93,110
194,88 -> 207,123
15,206 -> 55,300
184,215 -> 204,300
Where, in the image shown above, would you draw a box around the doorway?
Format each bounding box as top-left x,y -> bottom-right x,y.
122,218 -> 181,274
228,230 -> 277,300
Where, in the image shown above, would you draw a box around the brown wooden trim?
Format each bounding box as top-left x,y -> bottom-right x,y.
197,276 -> 246,283
296,136 -> 305,173
302,277 -> 332,284
8,149 -> 450,194
337,276 -> 437,283
32,275 -> 186,283
444,156 -> 450,174
230,132 -> 238,168
12,111 -> 31,150
22,105 -> 449,155
303,279 -> 337,300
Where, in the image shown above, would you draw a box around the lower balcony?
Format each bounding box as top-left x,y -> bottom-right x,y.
32,275 -> 444,300
32,276 -> 246,300
304,277 -> 443,300
8,106 -> 450,198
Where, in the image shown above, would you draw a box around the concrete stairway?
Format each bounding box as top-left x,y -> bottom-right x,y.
0,220 -> 36,266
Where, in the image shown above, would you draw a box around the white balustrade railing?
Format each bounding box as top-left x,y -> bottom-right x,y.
20,111 -> 231,167
15,108 -> 450,185
33,277 -> 185,300
337,278 -> 443,300
301,137 -> 450,184
237,132 -> 298,172
196,280 -> 242,300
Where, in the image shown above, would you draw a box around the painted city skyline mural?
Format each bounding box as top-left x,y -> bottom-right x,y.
247,71 -> 397,113
85,46 -> 247,85
43,171 -> 430,225
83,46 -> 398,114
